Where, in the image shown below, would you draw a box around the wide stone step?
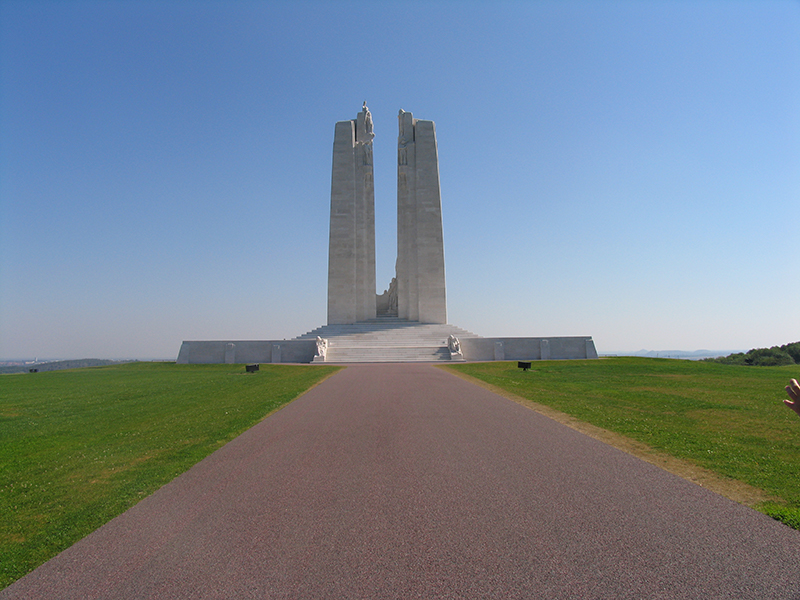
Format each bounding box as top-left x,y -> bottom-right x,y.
326,337 -> 452,344
295,319 -> 480,342
299,319 -> 474,363
322,346 -> 454,363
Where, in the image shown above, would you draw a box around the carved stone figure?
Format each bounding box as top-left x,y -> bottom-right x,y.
357,103 -> 374,166
398,109 -> 407,139
388,276 -> 398,314
363,101 -> 374,139
448,335 -> 462,356
357,101 -> 374,145
315,336 -> 328,360
376,277 -> 398,317
398,108 -> 411,166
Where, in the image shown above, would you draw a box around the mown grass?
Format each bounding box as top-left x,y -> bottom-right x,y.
445,357 -> 800,528
0,362 -> 340,590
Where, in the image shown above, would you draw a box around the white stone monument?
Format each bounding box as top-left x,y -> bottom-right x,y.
176,104 -> 599,364
327,102 -> 377,325
327,105 -> 447,326
395,110 -> 447,324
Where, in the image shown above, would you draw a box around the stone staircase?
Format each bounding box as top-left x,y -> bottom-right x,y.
294,317 -> 480,363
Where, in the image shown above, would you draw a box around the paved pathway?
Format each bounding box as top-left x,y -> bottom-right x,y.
4,364 -> 800,599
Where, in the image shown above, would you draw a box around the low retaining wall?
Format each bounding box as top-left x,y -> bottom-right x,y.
460,337 -> 598,362
176,340 -> 317,364
177,336 -> 597,364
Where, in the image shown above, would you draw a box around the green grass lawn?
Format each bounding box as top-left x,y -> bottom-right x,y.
0,362 -> 340,590
445,357 -> 800,528
4,358 -> 799,590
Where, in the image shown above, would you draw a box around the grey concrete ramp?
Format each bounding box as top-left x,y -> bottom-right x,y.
3,364 -> 800,599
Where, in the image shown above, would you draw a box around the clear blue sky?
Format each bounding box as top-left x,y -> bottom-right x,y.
1,0 -> 798,359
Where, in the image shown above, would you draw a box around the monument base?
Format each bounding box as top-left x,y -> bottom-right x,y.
458,336 -> 598,362
176,340 -> 317,365
177,320 -> 598,364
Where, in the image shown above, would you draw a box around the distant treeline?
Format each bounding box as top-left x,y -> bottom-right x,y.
702,342 -> 800,367
0,359 -> 127,375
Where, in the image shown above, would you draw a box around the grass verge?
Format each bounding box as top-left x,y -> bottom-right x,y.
0,362 -> 340,590
443,357 -> 800,529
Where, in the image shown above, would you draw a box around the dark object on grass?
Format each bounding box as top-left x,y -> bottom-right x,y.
29,368 -> 38,373
245,364 -> 259,373
518,361 -> 531,372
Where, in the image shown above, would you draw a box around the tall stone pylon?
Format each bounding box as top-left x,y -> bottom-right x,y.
327,103 -> 377,325
396,109 -> 447,324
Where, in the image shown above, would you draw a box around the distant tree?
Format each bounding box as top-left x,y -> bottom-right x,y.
703,352 -> 746,365
781,342 -> 800,364
744,347 -> 795,366
702,343 -> 797,366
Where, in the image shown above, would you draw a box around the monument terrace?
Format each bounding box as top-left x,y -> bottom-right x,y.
178,104 -> 597,364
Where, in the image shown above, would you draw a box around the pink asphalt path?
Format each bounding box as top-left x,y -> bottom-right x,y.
4,364 -> 800,599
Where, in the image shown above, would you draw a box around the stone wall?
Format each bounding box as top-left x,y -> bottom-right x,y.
459,337 -> 598,362
176,340 -> 317,364
176,337 -> 597,364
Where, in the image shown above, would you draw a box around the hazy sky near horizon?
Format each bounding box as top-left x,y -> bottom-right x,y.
1,0 -> 799,359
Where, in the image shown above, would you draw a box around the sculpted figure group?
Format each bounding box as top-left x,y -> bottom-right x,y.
447,334 -> 462,356
315,336 -> 328,360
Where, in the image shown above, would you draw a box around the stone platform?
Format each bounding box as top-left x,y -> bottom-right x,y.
295,317 -> 478,363
177,319 -> 598,364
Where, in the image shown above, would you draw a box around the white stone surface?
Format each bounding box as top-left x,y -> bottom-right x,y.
327,104 -> 376,325
494,341 -> 505,361
458,337 -> 598,362
328,106 -> 446,326
175,335 -> 599,364
294,318 -> 478,363
176,340 -> 317,364
395,110 -> 447,324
